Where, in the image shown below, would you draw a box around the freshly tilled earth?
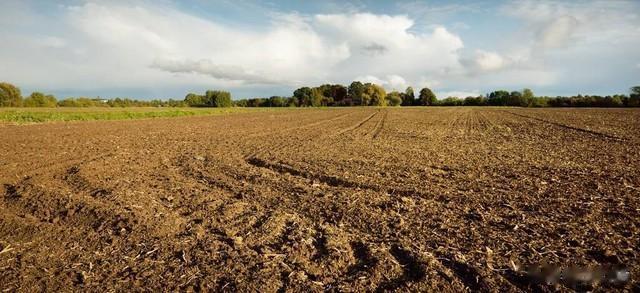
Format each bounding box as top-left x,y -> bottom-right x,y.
1,107 -> 639,292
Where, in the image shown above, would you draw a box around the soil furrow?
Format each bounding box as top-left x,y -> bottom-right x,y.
502,110 -> 627,141
336,110 -> 379,135
1,108 -> 638,292
372,109 -> 387,139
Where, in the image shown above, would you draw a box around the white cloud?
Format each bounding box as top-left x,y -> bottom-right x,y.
417,78 -> 442,89
1,0 -> 638,98
396,2 -> 480,22
355,75 -> 386,85
36,36 -> 67,48
354,74 -> 409,91
451,0 -> 640,94
387,75 -> 409,90
437,90 -> 481,99
150,58 -> 282,84
312,13 -> 464,83
0,3 -> 467,96
468,50 -> 506,72
536,15 -> 578,48
64,3 -> 350,86
502,0 -> 640,48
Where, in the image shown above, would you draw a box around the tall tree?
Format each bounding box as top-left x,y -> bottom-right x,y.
23,92 -> 57,107
363,83 -> 386,106
418,87 -> 437,106
184,93 -> 204,107
267,96 -> 285,107
205,90 -> 232,107
522,88 -> 534,107
0,82 -> 22,107
293,87 -> 313,107
348,81 -> 365,106
402,86 -> 415,106
630,86 -> 640,107
330,84 -> 348,106
385,91 -> 402,106
508,91 -> 523,106
488,90 -> 510,106
311,88 -> 324,107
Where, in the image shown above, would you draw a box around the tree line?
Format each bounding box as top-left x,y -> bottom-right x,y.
2,81 -> 639,108
0,82 -> 188,107
232,83 -> 640,108
230,82 -> 437,107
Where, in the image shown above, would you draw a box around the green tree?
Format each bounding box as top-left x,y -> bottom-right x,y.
604,95 -> 623,107
522,88 -> 534,107
348,81 -> 365,106
402,86 -> 415,106
0,82 -> 22,107
488,90 -> 510,106
385,91 -> 402,106
267,96 -> 285,107
247,98 -> 265,107
184,93 -> 205,107
205,90 -> 232,107
363,83 -> 386,106
463,96 -> 485,106
630,86 -> 640,107
529,97 -> 548,107
440,96 -> 463,106
286,97 -> 298,107
234,99 -> 248,107
293,87 -> 313,107
331,84 -> 348,105
508,91 -> 523,106
418,87 -> 437,106
23,92 -> 57,107
311,88 -> 324,107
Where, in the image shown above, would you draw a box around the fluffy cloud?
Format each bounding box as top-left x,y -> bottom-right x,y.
355,74 -> 409,91
438,90 -> 481,99
536,15 -> 578,48
503,0 -> 640,49
150,58 -> 281,84
462,50 -> 507,73
494,0 -> 640,94
0,0 -> 638,98
312,14 -> 464,83
0,3 -> 467,97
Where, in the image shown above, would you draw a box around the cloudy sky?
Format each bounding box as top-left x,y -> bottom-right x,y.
1,0 -> 639,99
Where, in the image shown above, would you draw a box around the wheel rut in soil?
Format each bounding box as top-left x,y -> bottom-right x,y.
63,166 -> 112,198
376,244 -> 427,291
244,156 -> 442,202
336,110 -> 379,136
503,110 -> 626,141
371,110 -> 387,139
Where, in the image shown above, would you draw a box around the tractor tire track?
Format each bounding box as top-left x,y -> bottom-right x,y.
372,110 -> 388,139
336,110 -> 379,136
244,111 -> 353,159
503,110 -> 627,141
244,156 -> 442,202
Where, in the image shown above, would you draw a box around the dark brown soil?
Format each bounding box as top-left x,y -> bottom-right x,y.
1,108 -> 639,292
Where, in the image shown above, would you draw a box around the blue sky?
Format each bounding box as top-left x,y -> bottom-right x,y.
1,0 -> 639,99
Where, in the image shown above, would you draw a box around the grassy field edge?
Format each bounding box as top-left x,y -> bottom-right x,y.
0,107 -> 287,124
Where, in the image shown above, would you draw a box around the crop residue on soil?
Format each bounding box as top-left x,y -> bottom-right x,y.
1,108 -> 639,291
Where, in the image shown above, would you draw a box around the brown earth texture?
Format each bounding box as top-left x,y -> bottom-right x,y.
1,107 -> 639,292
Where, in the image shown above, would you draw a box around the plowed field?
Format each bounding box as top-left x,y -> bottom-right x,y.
1,108 -> 639,292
